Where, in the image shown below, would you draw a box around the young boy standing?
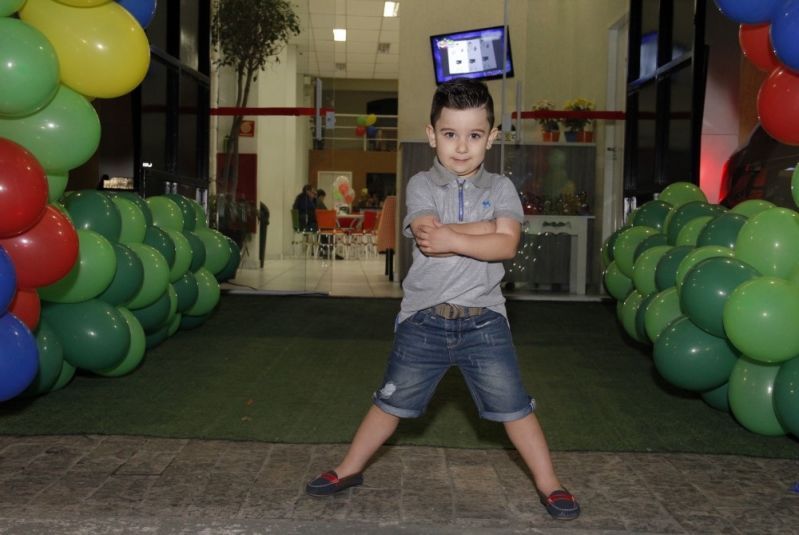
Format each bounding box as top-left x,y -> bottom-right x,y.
306,78 -> 580,521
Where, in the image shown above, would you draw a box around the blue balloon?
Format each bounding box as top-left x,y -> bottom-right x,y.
771,0 -> 799,71
0,246 -> 16,313
116,0 -> 158,29
713,0 -> 781,23
0,312 -> 38,401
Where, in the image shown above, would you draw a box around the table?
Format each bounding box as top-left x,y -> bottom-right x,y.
337,213 -> 363,229
523,215 -> 594,295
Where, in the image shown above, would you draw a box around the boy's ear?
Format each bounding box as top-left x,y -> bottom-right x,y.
486,127 -> 499,149
425,124 -> 437,148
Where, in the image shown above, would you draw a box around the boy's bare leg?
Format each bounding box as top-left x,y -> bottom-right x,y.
334,405 -> 399,477
503,413 -> 562,496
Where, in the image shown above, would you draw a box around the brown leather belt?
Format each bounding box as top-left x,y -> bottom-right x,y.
431,303 -> 485,319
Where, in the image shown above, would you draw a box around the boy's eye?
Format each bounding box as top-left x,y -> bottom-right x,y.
470,133 -> 482,140
442,132 -> 455,138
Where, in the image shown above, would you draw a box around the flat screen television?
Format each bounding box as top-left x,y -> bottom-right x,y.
430,25 -> 514,84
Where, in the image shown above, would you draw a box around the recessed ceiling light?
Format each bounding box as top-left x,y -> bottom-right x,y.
383,1 -> 399,17
333,28 -> 347,41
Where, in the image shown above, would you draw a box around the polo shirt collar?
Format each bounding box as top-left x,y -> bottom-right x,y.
431,158 -> 491,188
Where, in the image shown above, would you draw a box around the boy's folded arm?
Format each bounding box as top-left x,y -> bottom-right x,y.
450,217 -> 520,261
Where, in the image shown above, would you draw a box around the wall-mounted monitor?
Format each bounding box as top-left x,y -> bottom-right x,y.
430,25 -> 514,84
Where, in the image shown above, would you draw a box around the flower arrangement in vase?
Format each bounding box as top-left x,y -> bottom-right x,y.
532,99 -> 560,142
562,98 -> 595,142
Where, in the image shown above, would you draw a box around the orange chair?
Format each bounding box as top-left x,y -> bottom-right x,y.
315,208 -> 348,259
375,196 -> 397,280
350,209 -> 380,258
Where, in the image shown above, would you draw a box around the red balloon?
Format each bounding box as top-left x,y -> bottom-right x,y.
739,23 -> 780,72
0,138 -> 48,238
0,205 -> 78,288
9,287 -> 40,330
355,125 -> 366,137
757,67 -> 799,145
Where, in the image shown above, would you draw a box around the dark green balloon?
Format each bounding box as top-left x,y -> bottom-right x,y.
696,212 -> 748,249
635,293 -> 658,346
215,236 -> 241,282
130,290 -> 171,333
654,245 -> 693,291
632,200 -> 672,231
144,225 -> 176,268
774,356 -> 799,436
701,382 -> 730,413
113,191 -> 153,226
165,194 -> 196,231
96,243 -> 145,306
184,230 -> 206,272
173,271 -> 199,312
633,233 -> 669,262
666,202 -> 725,245
64,190 -> 121,242
653,316 -> 739,392
42,299 -> 130,371
145,324 -> 170,349
22,319 -> 64,397
49,360 -> 76,392
180,312 -> 210,330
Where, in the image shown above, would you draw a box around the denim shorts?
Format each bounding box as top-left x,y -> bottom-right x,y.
372,308 -> 535,422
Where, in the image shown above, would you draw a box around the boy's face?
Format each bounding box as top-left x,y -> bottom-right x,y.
426,106 -> 498,178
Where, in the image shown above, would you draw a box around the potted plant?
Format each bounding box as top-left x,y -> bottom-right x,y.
562,98 -> 595,142
532,99 -> 560,142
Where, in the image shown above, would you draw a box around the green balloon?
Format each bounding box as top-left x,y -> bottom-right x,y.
657,182 -> 707,208
112,196 -> 147,244
47,173 -> 68,203
0,18 -> 58,116
602,226 -> 630,267
644,289 -> 682,343
603,261 -> 633,301
165,284 -> 178,326
42,299 -> 130,371
22,318 -> 64,396
612,226 -> 659,278
724,276 -> 799,363
679,257 -> 760,338
653,316 -> 739,392
735,207 -> 799,278
166,194 -> 197,231
774,356 -> 799,436
632,245 -> 672,297
95,307 -> 145,377
145,324 -> 170,349
173,271 -> 199,312
701,382 -> 730,413
167,312 -> 181,336
148,196 -> 185,231
38,229 -> 117,303
632,200 -> 672,231
64,190 -> 121,242
186,267 -> 220,316
193,227 -> 232,275
635,293 -> 657,345
674,245 -> 735,292
190,199 -> 208,228
130,289 -> 171,333
96,243 -> 144,306
0,84 -> 99,173
163,228 -> 192,282
728,357 -> 785,436
666,202 -> 724,244
184,230 -> 206,272
125,242 -> 170,309
113,192 -> 153,226
696,212 -> 747,249
675,215 -> 713,246
144,225 -> 176,268
215,235 -> 241,282
619,290 -> 647,343
654,245 -> 693,291
0,0 -> 25,17
49,360 -> 75,392
731,199 -> 774,218
633,234 -> 669,262
180,312 -> 210,330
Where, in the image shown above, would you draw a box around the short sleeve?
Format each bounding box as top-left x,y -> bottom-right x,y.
401,172 -> 439,237
492,176 -> 524,223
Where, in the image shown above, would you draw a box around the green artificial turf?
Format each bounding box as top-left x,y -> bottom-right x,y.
1,294 -> 797,458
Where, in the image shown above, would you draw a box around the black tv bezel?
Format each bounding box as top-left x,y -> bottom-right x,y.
429,25 -> 515,85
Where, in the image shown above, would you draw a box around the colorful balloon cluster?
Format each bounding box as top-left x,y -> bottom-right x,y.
602,181 -> 799,439
355,113 -> 378,137
716,0 -> 799,144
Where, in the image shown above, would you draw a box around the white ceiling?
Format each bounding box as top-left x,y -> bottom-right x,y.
291,0 -> 400,80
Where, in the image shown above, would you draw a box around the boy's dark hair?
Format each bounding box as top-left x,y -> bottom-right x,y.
429,78 -> 494,128
317,189 -> 326,197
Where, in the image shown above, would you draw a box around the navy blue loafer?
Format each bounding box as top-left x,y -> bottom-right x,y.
306,470 -> 364,497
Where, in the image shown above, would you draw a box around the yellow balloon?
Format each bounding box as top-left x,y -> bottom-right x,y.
366,113 -> 377,126
54,0 -> 112,5
20,0 -> 150,99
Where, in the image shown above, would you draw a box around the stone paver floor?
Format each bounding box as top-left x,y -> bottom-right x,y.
0,435 -> 797,534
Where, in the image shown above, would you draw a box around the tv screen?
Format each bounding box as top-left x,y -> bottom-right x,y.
430,25 -> 514,84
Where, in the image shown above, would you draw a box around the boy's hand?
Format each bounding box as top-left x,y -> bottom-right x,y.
415,218 -> 458,256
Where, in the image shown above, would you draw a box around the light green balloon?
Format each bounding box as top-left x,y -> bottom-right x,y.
95,307 -> 146,377
0,18 -> 59,116
190,199 -> 208,228
612,226 -> 659,278
644,288 -> 682,343
632,245 -> 672,297
0,0 -> 25,17
186,267 -> 220,316
619,290 -> 647,343
193,227 -> 232,275
657,182 -> 707,208
148,196 -> 185,231
47,173 -> 68,203
603,261 -> 633,301
728,357 -> 786,436
165,284 -> 178,326
38,229 -> 116,303
674,245 -> 734,292
167,312 -> 182,337
49,360 -> 76,392
723,276 -> 799,363
735,207 -> 799,279
163,228 -> 192,282
113,196 -> 146,244
731,199 -> 774,218
675,216 -> 713,246
125,242 -> 170,309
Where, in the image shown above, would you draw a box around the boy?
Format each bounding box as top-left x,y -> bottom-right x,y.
306,78 -> 580,521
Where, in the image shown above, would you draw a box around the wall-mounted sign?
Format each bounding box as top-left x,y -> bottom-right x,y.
239,119 -> 255,137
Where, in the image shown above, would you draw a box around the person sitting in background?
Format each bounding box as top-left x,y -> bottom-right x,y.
293,185 -> 317,231
316,189 -> 328,210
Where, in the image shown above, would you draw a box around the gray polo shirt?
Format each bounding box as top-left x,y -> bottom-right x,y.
399,158 -> 524,323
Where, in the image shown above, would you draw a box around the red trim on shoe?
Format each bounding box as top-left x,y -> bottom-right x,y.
319,471 -> 339,483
